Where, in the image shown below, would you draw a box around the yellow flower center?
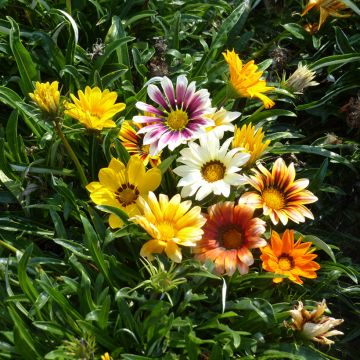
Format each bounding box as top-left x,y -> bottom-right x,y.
167,110 -> 189,130
157,222 -> 175,241
278,255 -> 294,271
201,161 -> 226,182
116,184 -> 139,206
262,188 -> 286,210
222,227 -> 243,249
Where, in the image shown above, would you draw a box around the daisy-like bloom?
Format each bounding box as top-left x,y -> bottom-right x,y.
285,64 -> 319,94
119,121 -> 161,167
204,108 -> 241,139
302,0 -> 351,29
64,86 -> 125,130
223,49 -> 275,109
29,81 -> 60,115
173,134 -> 250,201
239,158 -> 318,225
86,156 -> 161,228
133,75 -> 214,155
260,229 -> 320,285
130,192 -> 206,263
232,123 -> 270,167
194,202 -> 266,276
286,300 -> 344,345
101,352 -> 112,360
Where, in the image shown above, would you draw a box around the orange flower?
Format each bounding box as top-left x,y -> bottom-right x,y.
223,49 -> 275,109
302,0 -> 351,29
239,158 -> 318,225
260,230 -> 320,285
194,202 -> 267,276
119,121 -> 161,167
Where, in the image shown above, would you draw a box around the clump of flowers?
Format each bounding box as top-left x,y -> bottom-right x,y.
86,156 -> 161,228
286,300 -> 344,345
223,49 -> 275,109
29,81 -> 60,116
130,192 -> 206,262
232,123 -> 270,167
260,230 -> 320,284
134,75 -> 214,155
64,86 -> 125,130
240,158 -> 318,225
194,202 -> 266,276
173,134 -> 250,200
284,64 -> 319,94
302,0 -> 351,29
119,120 -> 162,167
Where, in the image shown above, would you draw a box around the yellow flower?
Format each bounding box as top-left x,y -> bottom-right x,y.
302,0 -> 351,29
118,121 -> 161,167
232,123 -> 270,167
260,229 -> 320,285
223,49 -> 275,109
101,352 -> 112,360
86,156 -> 161,228
286,300 -> 344,345
130,192 -> 206,262
239,158 -> 318,225
64,86 -> 125,130
29,81 -> 60,115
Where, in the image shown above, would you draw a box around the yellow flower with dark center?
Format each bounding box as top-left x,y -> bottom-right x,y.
64,86 -> 125,130
29,81 -> 60,115
239,158 -> 318,225
223,49 -> 275,109
119,121 -> 161,167
232,123 -> 270,167
302,0 -> 351,29
286,300 -> 344,345
130,192 -> 206,262
86,156 -> 161,228
260,229 -> 320,284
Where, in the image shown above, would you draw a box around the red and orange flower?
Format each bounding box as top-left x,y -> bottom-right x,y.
260,230 -> 320,285
119,121 -> 161,167
194,202 -> 267,276
239,158 -> 318,225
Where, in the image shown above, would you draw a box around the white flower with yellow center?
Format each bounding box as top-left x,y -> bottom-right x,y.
205,107 -> 241,139
173,134 -> 250,200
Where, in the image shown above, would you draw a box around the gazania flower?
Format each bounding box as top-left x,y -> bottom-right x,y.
285,64 -> 318,94
286,300 -> 344,345
101,352 -> 112,360
223,49 -> 275,109
119,121 -> 161,167
130,192 -> 206,262
232,123 -> 270,167
133,75 -> 214,155
29,81 -> 60,115
86,156 -> 161,228
64,86 -> 125,130
173,134 -> 250,201
302,0 -> 351,29
260,230 -> 320,284
194,202 -> 266,276
239,158 -> 318,225
205,108 -> 241,139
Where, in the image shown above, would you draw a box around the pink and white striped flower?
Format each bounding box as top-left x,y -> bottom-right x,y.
134,75 -> 214,155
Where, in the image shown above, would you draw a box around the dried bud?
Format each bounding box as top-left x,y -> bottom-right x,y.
340,96 -> 360,129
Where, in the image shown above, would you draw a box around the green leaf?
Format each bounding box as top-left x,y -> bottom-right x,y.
342,0 -> 360,15
7,17 -> 38,97
300,234 -> 336,263
282,23 -> 306,40
270,144 -> 357,172
309,53 -> 360,71
244,110 -> 297,124
158,155 -> 177,175
96,204 -> 129,225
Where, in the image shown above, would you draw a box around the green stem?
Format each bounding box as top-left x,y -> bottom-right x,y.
0,239 -> 18,254
66,0 -> 72,15
54,119 -> 88,188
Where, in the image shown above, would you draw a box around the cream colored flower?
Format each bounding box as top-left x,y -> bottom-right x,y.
287,300 -> 344,345
285,64 -> 319,94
